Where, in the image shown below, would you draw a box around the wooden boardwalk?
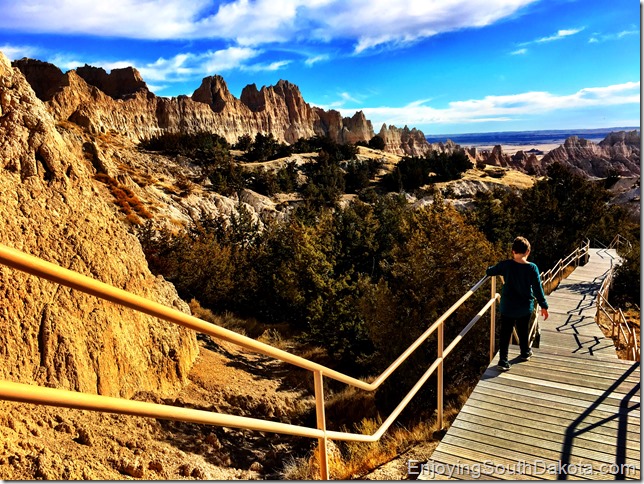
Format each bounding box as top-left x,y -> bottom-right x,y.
417,248 -> 641,480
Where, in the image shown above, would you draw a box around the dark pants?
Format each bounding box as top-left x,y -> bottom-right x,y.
499,313 -> 531,362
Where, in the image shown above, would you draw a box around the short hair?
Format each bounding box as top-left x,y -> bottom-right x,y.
512,236 -> 531,254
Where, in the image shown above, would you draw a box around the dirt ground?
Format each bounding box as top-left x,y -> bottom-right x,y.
0,335 -> 317,480
596,307 -> 640,360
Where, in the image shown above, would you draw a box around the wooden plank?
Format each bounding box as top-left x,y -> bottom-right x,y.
455,402 -> 641,454
537,339 -> 617,355
539,316 -> 600,329
538,330 -> 612,345
538,315 -> 599,326
526,350 -> 640,374
539,311 -> 598,321
483,366 -> 639,400
546,291 -> 597,301
460,406 -> 640,453
453,412 -> 640,458
515,357 -> 641,385
542,312 -> 597,322
466,387 -> 641,430
537,334 -> 618,357
549,287 -> 598,297
428,447 -> 551,481
467,392 -> 641,437
473,379 -> 641,420
471,374 -> 640,413
480,366 -> 641,404
449,419 -> 640,468
439,432 -> 634,480
432,441 -> 560,480
538,324 -> 609,339
532,344 -> 624,362
444,427 -> 640,471
527,355 -> 638,376
488,362 -> 641,396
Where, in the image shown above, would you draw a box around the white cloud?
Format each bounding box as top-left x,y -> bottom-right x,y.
327,91 -> 363,108
617,29 -> 637,38
316,0 -> 540,53
0,0 -> 207,39
44,46 -> 286,84
241,60 -> 292,72
535,28 -> 583,43
0,44 -> 42,59
201,47 -> 261,72
304,54 -> 330,67
0,0 -> 539,52
511,48 -> 527,55
337,82 -> 640,127
519,27 -> 584,46
589,29 -> 638,43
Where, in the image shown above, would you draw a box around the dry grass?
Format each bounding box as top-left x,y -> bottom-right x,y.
95,173 -> 153,223
281,383 -> 475,480
597,306 -> 640,360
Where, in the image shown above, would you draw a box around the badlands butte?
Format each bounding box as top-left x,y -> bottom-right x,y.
0,50 -> 640,479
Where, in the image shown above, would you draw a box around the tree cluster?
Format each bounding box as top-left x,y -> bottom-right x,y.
382,150 -> 474,192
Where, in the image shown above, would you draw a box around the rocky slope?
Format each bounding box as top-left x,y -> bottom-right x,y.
532,132 -> 640,178
0,53 -> 199,396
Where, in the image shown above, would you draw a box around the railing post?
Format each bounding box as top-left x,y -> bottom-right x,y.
313,371 -> 329,480
490,276 -> 496,362
437,320 -> 444,430
613,309 -> 619,339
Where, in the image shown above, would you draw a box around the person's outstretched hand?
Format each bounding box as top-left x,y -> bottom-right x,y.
541,308 -> 549,320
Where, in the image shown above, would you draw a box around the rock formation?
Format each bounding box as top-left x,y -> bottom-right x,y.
379,124 -> 433,156
539,133 -> 640,178
479,145 -> 539,174
76,64 -> 149,99
11,56 -> 383,150
0,51 -> 199,398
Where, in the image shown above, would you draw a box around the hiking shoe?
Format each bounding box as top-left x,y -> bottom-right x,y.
497,360 -> 511,371
519,351 -> 533,362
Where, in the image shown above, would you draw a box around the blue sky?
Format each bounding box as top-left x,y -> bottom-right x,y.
0,0 -> 639,134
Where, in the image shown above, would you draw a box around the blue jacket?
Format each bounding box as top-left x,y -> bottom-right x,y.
486,259 -> 548,318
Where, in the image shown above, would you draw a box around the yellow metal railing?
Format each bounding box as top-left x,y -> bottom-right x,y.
596,266 -> 639,361
539,238 -> 590,295
0,243 -> 499,479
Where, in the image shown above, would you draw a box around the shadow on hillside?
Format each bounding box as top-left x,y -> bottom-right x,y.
156,413 -> 301,478
197,333 -> 314,393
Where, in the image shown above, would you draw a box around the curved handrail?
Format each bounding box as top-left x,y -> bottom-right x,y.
0,243 -> 488,392
0,294 -> 499,448
0,243 -> 499,479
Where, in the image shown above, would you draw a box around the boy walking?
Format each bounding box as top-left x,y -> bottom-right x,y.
486,236 -> 549,371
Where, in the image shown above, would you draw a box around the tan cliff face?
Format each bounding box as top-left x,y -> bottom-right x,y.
11,56 -> 388,150
379,124 -> 433,157
0,52 -> 199,398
